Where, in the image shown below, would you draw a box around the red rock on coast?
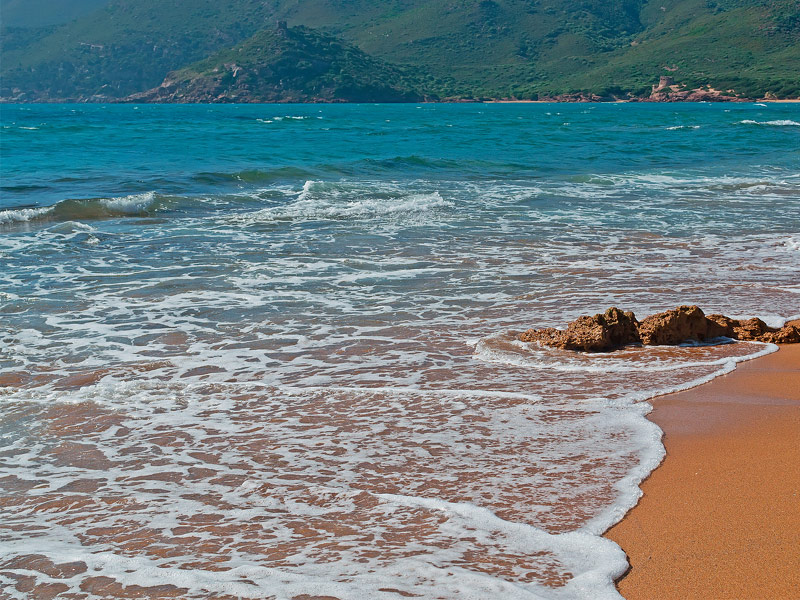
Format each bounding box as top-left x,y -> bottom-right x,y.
519,305 -> 800,352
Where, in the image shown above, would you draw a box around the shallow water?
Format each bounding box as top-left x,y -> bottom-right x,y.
1,103 -> 799,599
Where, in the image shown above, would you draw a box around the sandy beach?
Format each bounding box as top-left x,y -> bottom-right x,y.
606,339 -> 800,599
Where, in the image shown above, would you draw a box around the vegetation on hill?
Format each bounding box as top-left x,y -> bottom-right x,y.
0,0 -> 109,28
1,0 -> 275,99
1,0 -> 797,101
555,0 -> 800,99
131,24 -> 431,103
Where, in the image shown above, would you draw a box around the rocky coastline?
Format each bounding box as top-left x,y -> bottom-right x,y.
3,92 -> 791,104
519,305 -> 800,353
3,77 -> 796,105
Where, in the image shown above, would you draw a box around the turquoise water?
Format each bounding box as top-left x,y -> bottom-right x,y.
1,103 -> 799,599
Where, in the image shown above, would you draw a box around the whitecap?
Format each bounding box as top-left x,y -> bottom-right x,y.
99,191 -> 158,213
238,180 -> 454,223
738,119 -> 800,127
0,205 -> 53,224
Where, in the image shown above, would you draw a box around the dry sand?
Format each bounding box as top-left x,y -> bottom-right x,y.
606,341 -> 800,600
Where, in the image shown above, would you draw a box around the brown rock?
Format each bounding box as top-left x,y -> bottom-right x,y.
519,307 -> 800,353
638,305 -> 716,345
707,314 -> 796,342
706,314 -> 737,337
519,307 -> 640,352
732,317 -> 773,341
518,327 -> 563,346
761,324 -> 800,344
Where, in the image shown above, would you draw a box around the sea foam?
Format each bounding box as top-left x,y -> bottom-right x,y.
3,104 -> 800,600
738,119 -> 800,127
238,180 -> 453,223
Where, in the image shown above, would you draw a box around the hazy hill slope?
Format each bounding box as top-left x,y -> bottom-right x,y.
0,0 -> 110,28
1,0 -> 798,101
0,0 -> 657,100
519,0 -> 800,98
131,24 -> 429,103
266,0 -> 650,94
562,0 -> 800,98
1,0 -> 275,99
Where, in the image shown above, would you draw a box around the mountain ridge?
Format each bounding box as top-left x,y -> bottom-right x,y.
1,0 -> 798,102
127,23 -> 432,103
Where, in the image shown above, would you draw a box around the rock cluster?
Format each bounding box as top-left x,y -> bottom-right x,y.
518,305 -> 800,352
645,79 -> 743,102
519,307 -> 640,352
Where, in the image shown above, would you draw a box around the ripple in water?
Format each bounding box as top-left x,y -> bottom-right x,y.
2,103 -> 799,599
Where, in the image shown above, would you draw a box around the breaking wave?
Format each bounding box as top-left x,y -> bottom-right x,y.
0,192 -> 163,225
239,180 -> 454,223
738,119 -> 800,127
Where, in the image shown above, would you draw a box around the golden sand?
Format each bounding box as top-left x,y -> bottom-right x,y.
606,342 -> 800,600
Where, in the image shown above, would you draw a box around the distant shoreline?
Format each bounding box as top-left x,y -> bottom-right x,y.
2,98 -> 799,105
483,98 -> 800,104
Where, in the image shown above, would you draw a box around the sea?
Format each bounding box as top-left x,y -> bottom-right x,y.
1,102 -> 799,600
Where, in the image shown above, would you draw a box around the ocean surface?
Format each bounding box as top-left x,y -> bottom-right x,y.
1,103 -> 799,600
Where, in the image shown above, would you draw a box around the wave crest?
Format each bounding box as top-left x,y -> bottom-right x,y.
738,119 -> 800,127
239,180 -> 454,223
0,192 -> 161,226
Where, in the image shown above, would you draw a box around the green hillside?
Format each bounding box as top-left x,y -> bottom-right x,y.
0,0 -> 109,28
556,0 -> 800,98
1,0 -> 798,101
131,23 -> 430,103
1,0 -> 275,99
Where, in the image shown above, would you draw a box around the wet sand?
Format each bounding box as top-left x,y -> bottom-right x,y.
606,341 -> 800,600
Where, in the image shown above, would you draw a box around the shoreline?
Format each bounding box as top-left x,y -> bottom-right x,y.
483,98 -> 800,104
2,98 -> 799,105
605,339 -> 800,599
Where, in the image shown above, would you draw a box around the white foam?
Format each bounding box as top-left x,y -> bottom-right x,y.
612,342 -> 778,404
376,494 -> 629,600
783,236 -> 800,251
738,119 -> 800,127
239,180 -> 453,223
474,335 -> 768,375
99,190 -> 157,212
3,164 -> 800,599
0,377 -> 659,599
0,205 -> 53,224
0,192 -> 158,225
46,220 -> 97,233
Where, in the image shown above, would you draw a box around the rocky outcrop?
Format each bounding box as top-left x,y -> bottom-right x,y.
702,314 -> 800,343
638,305 -> 726,345
519,307 -> 640,351
763,324 -> 800,344
645,81 -> 744,103
519,305 -> 800,352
